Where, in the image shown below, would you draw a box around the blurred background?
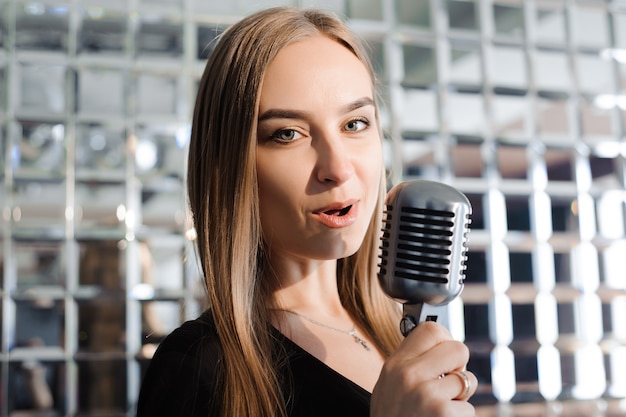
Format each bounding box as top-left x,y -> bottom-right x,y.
0,0 -> 625,415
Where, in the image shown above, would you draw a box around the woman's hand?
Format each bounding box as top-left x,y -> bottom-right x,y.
370,321 -> 477,417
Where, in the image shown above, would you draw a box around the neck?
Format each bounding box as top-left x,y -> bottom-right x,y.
269,257 -> 343,313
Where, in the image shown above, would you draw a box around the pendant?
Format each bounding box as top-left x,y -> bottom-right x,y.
349,331 -> 371,351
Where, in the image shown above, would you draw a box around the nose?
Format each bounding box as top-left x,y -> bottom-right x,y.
314,134 -> 355,185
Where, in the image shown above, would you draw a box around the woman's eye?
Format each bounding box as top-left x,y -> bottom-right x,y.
344,118 -> 369,132
270,129 -> 302,143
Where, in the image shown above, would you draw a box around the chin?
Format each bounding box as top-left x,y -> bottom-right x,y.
316,237 -> 364,260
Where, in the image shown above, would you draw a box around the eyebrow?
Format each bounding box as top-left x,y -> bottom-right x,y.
258,96 -> 375,122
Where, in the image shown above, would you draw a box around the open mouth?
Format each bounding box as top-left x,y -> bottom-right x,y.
314,202 -> 358,228
324,205 -> 352,216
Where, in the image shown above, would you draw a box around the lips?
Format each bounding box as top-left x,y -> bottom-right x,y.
313,201 -> 359,228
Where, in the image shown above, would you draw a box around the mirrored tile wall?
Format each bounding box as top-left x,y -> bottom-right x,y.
1,0 -> 625,416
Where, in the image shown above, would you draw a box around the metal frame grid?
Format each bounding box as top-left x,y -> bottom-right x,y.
0,0 -> 625,415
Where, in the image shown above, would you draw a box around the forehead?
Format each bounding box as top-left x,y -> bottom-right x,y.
259,35 -> 373,109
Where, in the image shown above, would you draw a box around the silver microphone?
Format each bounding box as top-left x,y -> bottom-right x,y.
378,180 -> 472,336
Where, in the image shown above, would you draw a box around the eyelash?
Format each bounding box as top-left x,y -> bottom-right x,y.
345,117 -> 370,132
268,117 -> 371,144
269,128 -> 301,143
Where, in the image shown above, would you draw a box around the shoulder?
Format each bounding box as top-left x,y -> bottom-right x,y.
136,310 -> 222,417
146,309 -> 221,374
154,309 -> 219,358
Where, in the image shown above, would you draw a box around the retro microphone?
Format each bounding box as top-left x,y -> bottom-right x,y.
378,180 -> 472,336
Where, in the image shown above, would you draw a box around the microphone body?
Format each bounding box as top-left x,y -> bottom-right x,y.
378,180 -> 471,336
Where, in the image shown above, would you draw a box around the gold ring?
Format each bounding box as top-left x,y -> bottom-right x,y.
450,370 -> 470,400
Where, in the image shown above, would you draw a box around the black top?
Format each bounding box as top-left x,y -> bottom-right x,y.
136,310 -> 371,416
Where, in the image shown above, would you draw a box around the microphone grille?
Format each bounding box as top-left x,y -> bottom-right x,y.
378,180 -> 472,306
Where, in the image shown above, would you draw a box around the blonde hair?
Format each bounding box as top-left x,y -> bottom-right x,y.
187,7 -> 402,417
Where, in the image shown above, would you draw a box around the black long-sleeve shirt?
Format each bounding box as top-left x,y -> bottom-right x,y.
136,310 -> 371,416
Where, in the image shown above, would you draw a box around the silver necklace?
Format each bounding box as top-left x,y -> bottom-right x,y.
278,309 -> 371,351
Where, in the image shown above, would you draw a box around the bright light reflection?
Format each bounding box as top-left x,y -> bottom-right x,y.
604,241 -> 626,289
185,227 -> 197,241
593,94 -> 626,110
491,345 -> 516,402
575,293 -> 603,344
594,94 -> 618,109
176,126 -> 190,148
51,124 -> 64,141
597,192 -> 625,239
532,192 -> 552,241
535,292 -> 558,344
594,141 -> 626,158
573,345 -> 606,399
600,48 -> 626,63
136,139 -> 158,171
574,155 -> 591,192
490,294 -> 513,345
612,297 -> 626,339
487,190 -> 507,239
490,242 -> 511,294
534,243 -> 555,292
530,157 -> 548,189
609,346 -> 626,398
538,345 -> 562,400
65,206 -> 74,221
125,209 -> 136,228
571,242 -> 599,292
130,283 -> 155,300
116,204 -> 126,221
576,194 -> 596,241
448,297 -> 465,342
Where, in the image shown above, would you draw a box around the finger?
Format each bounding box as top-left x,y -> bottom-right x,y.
409,339 -> 470,380
386,338 -> 470,385
458,370 -> 478,401
441,370 -> 478,402
397,321 -> 453,358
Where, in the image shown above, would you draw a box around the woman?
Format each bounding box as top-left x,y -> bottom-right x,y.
137,6 -> 477,417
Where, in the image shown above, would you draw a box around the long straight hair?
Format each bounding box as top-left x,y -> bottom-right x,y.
186,7 -> 403,417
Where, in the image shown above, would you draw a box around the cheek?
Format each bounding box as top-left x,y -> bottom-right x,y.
256,155 -> 303,227
360,145 -> 384,194
360,150 -> 384,217
365,165 -> 383,213
257,170 -> 282,217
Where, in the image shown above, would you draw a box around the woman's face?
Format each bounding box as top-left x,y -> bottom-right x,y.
256,35 -> 383,262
